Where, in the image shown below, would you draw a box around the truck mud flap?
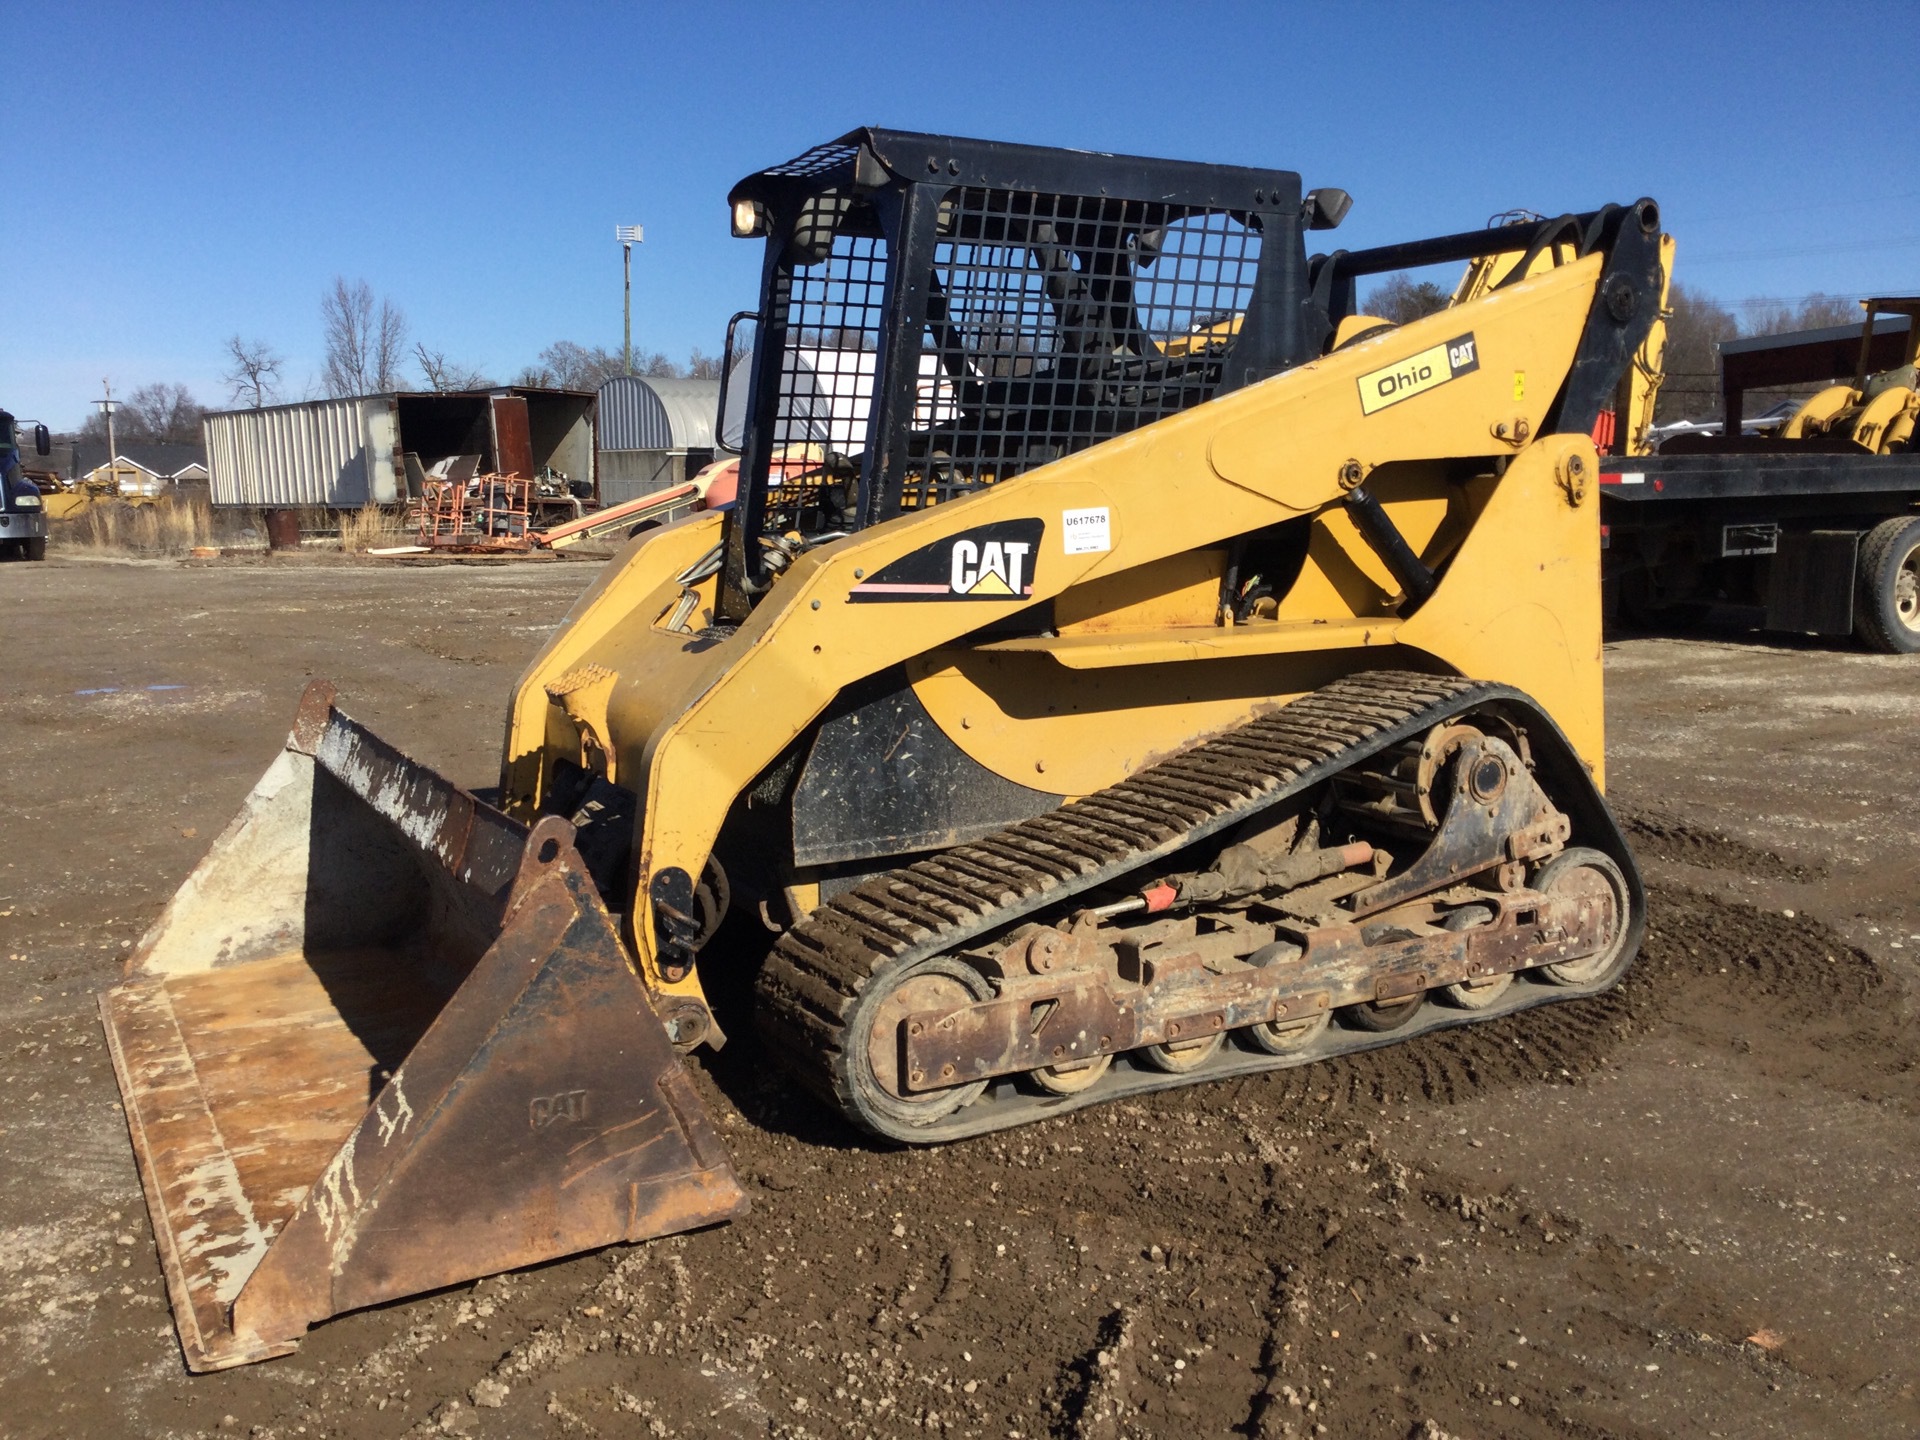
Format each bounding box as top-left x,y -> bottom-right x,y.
100,681 -> 747,1372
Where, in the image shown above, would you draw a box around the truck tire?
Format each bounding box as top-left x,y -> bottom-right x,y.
24,537 -> 46,562
1854,516 -> 1920,654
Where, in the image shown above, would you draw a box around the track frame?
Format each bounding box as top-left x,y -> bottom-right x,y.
756,671 -> 1646,1142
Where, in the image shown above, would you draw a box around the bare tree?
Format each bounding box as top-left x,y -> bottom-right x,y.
516,341 -> 634,390
1654,281 -> 1740,424
686,347 -> 724,380
1362,274 -> 1451,325
413,343 -> 492,392
321,278 -> 372,396
1741,292 -> 1860,337
79,382 -> 205,444
373,298 -> 408,392
322,277 -> 409,397
223,336 -> 283,408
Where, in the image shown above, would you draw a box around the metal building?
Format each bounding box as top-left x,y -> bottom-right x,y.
204,388 -> 596,509
596,376 -> 721,504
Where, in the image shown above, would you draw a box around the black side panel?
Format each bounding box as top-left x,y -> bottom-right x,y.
1766,529 -> 1861,635
792,670 -> 1058,867
1598,450 -> 1920,502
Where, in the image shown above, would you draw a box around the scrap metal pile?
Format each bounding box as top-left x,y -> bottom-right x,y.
415,473 -> 535,552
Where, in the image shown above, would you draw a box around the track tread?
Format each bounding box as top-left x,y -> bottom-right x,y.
753,669 -> 1597,1139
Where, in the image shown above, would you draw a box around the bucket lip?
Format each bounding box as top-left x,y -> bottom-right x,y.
291,679 -> 338,755
98,981 -> 304,1372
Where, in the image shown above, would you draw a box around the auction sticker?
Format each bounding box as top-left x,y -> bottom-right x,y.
1062,506 -> 1111,555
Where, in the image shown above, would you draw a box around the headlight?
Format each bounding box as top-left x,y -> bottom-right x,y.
13,494 -> 41,508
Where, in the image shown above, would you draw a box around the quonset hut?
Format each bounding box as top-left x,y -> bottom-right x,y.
595,376 -> 720,505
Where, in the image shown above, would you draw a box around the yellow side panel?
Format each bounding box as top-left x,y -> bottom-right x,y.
1207,261 -> 1596,499
499,512 -> 729,815
1398,436 -> 1605,784
1054,549 -> 1226,634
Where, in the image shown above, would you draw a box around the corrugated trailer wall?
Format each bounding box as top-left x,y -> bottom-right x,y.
205,398 -> 400,508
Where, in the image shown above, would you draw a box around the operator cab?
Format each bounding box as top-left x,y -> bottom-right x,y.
714,128 -> 1346,617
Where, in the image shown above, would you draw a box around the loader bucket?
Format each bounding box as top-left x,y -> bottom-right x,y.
100,681 -> 747,1372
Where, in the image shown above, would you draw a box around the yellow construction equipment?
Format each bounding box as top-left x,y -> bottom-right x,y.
104,129 -> 1663,1370
1778,297 -> 1920,452
1449,210 -> 1672,457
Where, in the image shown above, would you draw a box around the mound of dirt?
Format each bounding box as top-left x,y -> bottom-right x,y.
1620,810 -> 1823,883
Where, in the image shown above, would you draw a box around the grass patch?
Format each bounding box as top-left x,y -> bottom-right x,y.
337,503 -> 408,553
55,495 -> 221,555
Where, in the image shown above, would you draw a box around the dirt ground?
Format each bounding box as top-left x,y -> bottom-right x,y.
1,554 -> 1915,1440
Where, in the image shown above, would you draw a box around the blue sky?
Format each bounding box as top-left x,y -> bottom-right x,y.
8,0 -> 1917,430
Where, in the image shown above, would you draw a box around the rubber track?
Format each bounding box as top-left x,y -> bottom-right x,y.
755,670 -> 1617,1141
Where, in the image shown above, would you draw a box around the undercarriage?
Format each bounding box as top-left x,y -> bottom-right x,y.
756,670 -> 1643,1142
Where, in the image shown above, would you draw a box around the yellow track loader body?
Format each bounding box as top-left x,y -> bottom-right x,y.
105,128 -> 1664,1370
504,259 -> 1613,1008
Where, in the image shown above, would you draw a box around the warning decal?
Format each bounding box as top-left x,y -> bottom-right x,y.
1357,333 -> 1480,416
848,518 -> 1044,603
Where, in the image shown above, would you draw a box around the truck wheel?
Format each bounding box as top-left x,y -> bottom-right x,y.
23,537 -> 46,562
1853,516 -> 1920,654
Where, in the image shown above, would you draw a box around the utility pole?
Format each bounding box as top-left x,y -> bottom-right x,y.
617,224 -> 644,375
97,379 -> 119,490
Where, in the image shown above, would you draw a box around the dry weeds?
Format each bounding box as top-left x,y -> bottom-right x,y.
59,496 -> 217,555
48,495 -> 409,556
337,503 -> 407,553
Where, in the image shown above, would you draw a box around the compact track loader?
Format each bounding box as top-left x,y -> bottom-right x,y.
104,128 -> 1664,1370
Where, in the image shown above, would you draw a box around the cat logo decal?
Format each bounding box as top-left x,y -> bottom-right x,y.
848,518 -> 1044,602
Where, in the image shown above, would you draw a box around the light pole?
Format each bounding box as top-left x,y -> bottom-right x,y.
616,224 -> 644,375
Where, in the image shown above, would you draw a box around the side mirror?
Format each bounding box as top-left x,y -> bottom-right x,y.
34,424 -> 50,457
1303,188 -> 1352,232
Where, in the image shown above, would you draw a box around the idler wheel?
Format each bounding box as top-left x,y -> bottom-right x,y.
1339,994 -> 1424,1032
1530,847 -> 1632,986
850,957 -> 992,1127
1243,1009 -> 1331,1055
1242,942 -> 1331,1054
1138,1027 -> 1225,1073
1436,903 -> 1513,1009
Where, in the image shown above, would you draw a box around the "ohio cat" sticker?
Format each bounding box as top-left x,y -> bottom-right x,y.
1357,333 -> 1480,416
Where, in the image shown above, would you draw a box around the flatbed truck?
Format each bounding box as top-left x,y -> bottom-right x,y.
1599,308 -> 1920,652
